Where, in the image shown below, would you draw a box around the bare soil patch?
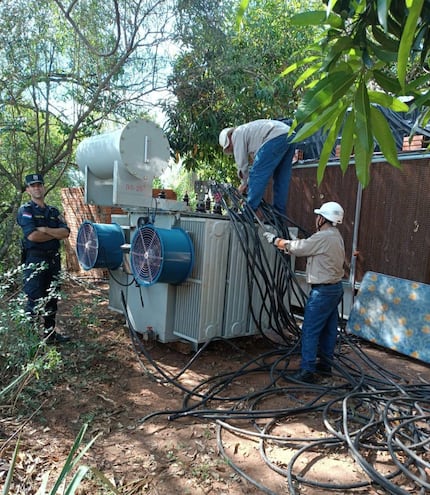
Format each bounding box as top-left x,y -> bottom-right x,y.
1,277 -> 430,494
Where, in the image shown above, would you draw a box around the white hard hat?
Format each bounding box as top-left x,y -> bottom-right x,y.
314,201 -> 344,225
219,127 -> 234,153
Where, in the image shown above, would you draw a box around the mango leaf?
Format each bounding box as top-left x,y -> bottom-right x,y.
372,24 -> 399,51
368,91 -> 409,111
340,110 -> 355,174
386,11 -> 403,38
410,88 -> 430,108
405,72 -> 430,91
293,63 -> 322,88
420,24 -> 430,64
409,101 -> 430,133
373,70 -> 402,93
291,11 -> 343,28
353,133 -> 373,187
327,36 -> 354,56
372,25 -> 400,51
376,0 -> 391,32
355,1 -> 368,15
325,0 -> 337,16
280,56 -> 320,77
316,161 -> 328,186
354,80 -> 373,152
369,41 -> 398,63
296,70 -> 355,123
418,106 -> 430,127
322,37 -> 354,71
291,10 -> 326,25
292,103 -> 342,143
235,0 -> 249,29
398,0 -> 425,88
317,105 -> 348,184
370,106 -> 402,169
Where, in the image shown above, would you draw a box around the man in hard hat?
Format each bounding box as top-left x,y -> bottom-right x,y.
17,173 -> 71,344
263,202 -> 345,383
219,119 -> 295,214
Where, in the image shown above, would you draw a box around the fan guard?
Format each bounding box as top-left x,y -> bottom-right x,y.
130,225 -> 194,286
76,221 -> 125,270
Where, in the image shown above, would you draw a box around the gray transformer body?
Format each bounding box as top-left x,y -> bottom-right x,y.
75,120 -> 293,347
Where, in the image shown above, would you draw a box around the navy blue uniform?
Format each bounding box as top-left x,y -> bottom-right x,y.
17,200 -> 69,330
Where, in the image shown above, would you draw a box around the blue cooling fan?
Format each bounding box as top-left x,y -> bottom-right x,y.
76,221 -> 125,271
130,225 -> 194,286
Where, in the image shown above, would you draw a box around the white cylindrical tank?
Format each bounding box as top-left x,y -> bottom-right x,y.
75,119 -> 170,180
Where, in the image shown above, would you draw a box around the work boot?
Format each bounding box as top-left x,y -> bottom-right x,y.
289,369 -> 317,384
43,329 -> 71,344
316,361 -> 332,376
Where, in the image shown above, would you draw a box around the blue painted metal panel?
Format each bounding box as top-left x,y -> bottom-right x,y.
347,271 -> 430,364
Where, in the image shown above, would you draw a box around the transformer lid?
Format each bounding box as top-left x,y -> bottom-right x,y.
119,119 -> 170,180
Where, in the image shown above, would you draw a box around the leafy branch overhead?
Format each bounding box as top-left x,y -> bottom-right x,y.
165,0 -> 320,178
282,0 -> 430,186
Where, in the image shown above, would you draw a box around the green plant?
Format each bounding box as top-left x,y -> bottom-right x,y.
190,463 -> 212,481
0,266 -> 63,382
0,264 -> 66,417
71,297 -> 102,327
166,449 -> 178,462
0,268 -> 119,494
2,424 -> 120,495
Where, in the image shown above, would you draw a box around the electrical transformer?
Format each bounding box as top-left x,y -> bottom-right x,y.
75,119 -> 294,347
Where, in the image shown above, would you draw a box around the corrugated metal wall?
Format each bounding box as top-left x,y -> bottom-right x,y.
286,156 -> 430,285
63,155 -> 430,285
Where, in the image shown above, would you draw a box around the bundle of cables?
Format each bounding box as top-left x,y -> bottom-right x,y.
120,184 -> 430,495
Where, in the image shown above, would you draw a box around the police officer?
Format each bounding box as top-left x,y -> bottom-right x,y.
17,173 -> 71,343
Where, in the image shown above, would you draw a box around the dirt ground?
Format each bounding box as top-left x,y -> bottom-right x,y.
1,277 -> 430,494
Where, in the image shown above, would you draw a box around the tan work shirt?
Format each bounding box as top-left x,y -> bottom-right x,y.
285,227 -> 345,284
231,119 -> 290,185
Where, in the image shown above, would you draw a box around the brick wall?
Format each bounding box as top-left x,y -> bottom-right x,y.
402,134 -> 428,151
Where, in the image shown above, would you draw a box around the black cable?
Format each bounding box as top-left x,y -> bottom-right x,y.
117,190 -> 430,494
219,192 -> 303,340
216,421 -> 279,495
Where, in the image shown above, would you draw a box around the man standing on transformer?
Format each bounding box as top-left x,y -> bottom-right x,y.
219,119 -> 295,214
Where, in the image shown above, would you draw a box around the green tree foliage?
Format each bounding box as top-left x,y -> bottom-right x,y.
0,0 -> 175,265
282,0 -> 430,186
164,0 -> 320,182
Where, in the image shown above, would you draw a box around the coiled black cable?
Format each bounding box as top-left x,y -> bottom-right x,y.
121,187 -> 430,494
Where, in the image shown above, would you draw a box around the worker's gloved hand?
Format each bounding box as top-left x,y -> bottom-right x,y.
263,232 -> 277,245
238,183 -> 248,195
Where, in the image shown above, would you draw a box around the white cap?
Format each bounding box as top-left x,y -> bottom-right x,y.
219,127 -> 235,153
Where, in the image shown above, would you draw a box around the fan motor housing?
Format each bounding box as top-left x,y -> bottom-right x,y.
130,224 -> 194,286
76,221 -> 125,270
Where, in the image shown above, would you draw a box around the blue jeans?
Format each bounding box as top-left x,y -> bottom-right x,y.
247,133 -> 295,213
300,282 -> 344,372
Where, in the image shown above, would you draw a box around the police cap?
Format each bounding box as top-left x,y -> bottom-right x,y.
25,174 -> 44,186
